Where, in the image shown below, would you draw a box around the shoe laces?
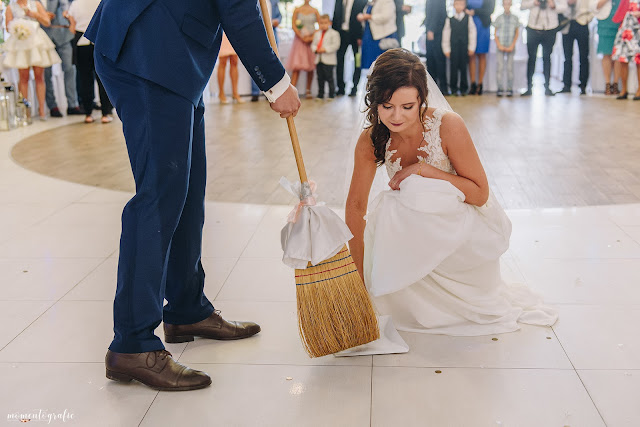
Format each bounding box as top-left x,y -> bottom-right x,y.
156,349 -> 172,360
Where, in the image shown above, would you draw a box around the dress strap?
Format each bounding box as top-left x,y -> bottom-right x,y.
431,108 -> 446,129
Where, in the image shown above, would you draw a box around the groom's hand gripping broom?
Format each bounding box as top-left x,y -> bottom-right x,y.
258,0 -> 379,357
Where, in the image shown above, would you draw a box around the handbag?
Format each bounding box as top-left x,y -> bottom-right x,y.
379,36 -> 400,50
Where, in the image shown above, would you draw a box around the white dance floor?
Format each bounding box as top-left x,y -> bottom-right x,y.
0,117 -> 639,426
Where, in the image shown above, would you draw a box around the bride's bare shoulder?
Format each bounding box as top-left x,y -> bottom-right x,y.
439,110 -> 466,131
355,129 -> 376,160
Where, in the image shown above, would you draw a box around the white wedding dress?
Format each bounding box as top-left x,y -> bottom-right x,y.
337,108 -> 558,356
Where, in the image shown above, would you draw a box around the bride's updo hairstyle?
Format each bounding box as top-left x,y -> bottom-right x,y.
365,48 -> 429,166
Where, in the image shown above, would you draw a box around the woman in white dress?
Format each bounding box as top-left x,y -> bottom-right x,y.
344,49 -> 557,351
2,0 -> 61,118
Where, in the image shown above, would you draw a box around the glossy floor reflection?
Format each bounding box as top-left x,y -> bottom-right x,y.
1,116 -> 639,427
10,91 -> 640,209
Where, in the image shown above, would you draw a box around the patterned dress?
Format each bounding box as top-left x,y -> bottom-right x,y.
611,0 -> 640,64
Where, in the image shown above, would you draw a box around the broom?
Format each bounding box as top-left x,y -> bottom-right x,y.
258,0 -> 379,357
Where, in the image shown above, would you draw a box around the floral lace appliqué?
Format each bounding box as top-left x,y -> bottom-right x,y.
384,108 -> 457,179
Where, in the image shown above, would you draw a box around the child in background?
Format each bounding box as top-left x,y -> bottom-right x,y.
312,15 -> 341,100
493,0 -> 520,97
442,0 -> 477,96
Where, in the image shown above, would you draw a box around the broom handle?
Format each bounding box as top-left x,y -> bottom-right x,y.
258,0 -> 309,186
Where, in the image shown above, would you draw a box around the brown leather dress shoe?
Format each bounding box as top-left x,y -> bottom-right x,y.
164,310 -> 261,343
105,349 -> 211,391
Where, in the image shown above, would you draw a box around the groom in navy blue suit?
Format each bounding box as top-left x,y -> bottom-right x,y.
86,0 -> 300,391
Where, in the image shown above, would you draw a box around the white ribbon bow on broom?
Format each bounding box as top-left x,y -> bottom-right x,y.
279,177 -> 353,269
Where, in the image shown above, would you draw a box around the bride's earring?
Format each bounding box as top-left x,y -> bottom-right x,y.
377,116 -> 381,125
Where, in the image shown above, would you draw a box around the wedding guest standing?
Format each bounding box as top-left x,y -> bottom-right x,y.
358,0 -> 397,75
494,0 -> 520,96
466,0 -> 496,95
217,33 -> 245,104
312,14 -> 341,99
558,0 -> 596,95
2,0 -> 61,119
43,0 -> 82,117
597,0 -> 622,95
287,0 -> 320,99
521,0 -> 568,96
442,0 -> 477,96
425,0 -> 449,93
611,0 -> 640,99
333,0 -> 368,96
65,0 -> 113,123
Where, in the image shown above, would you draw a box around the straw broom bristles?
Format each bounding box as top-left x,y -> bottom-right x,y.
254,0 -> 377,358
295,245 -> 379,358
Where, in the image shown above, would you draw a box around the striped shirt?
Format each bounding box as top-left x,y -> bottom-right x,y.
494,13 -> 520,47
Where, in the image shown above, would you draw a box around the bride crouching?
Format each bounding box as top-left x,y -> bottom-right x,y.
343,49 -> 557,354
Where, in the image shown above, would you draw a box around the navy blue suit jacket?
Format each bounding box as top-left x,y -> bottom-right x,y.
85,0 -> 286,106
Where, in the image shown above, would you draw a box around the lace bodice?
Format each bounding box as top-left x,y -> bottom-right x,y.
385,108 -> 457,179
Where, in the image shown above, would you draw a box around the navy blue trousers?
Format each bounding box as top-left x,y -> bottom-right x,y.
95,53 -> 214,353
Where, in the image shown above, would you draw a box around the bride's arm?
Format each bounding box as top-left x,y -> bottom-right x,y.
346,130 -> 377,281
436,112 -> 489,206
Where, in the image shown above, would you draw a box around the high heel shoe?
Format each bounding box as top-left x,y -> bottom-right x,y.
219,97 -> 230,104
633,93 -> 640,101
232,96 -> 245,104
305,90 -> 313,100
616,92 -> 628,100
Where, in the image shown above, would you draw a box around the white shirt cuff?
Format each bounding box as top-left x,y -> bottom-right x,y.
263,73 -> 291,103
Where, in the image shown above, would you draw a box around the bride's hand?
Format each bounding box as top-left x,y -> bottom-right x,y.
389,163 -> 434,190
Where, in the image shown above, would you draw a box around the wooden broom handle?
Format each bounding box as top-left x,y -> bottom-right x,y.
258,0 -> 309,185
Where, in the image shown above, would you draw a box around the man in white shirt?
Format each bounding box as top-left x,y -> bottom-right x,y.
521,0 -> 568,96
558,0 -> 595,94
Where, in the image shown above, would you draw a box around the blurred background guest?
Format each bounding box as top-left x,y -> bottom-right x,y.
2,0 -> 61,119
43,0 -> 82,117
287,0 -> 320,99
597,0 -> 622,95
65,0 -> 113,123
466,0 -> 496,95
333,0 -> 368,96
425,0 -> 449,93
217,32 -> 245,104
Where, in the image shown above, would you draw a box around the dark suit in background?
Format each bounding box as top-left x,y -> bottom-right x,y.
394,0 -> 406,41
424,0 -> 448,93
86,0 -> 287,354
333,0 -> 368,95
